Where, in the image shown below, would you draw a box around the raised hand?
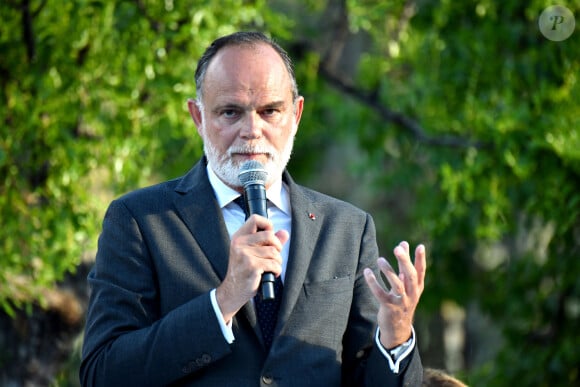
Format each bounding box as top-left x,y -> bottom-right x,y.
364,241 -> 427,348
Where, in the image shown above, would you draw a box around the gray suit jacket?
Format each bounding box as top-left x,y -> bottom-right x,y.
80,159 -> 422,386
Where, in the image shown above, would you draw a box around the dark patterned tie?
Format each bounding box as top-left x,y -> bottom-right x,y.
254,275 -> 283,350
233,196 -> 283,350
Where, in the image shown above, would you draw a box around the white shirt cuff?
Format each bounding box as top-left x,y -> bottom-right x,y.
375,326 -> 416,374
210,288 -> 235,344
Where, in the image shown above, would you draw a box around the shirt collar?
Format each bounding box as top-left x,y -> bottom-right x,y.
206,163 -> 290,215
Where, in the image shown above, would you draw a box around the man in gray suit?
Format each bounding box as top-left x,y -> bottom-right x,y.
80,31 -> 427,386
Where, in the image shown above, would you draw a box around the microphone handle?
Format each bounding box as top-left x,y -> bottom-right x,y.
244,184 -> 276,301
245,184 -> 267,218
260,273 -> 276,301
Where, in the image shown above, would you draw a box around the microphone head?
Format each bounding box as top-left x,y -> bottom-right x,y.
238,160 -> 268,188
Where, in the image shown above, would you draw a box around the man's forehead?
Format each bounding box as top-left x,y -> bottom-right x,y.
202,44 -> 293,102
209,87 -> 290,109
207,44 -> 291,82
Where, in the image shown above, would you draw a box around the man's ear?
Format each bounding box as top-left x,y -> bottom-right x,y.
292,96 -> 305,137
187,98 -> 203,130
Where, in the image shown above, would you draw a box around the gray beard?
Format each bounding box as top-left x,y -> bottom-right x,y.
202,135 -> 295,189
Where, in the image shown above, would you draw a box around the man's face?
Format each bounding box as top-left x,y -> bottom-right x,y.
189,43 -> 304,190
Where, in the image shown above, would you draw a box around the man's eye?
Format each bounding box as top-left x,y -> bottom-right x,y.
262,109 -> 278,116
222,109 -> 238,118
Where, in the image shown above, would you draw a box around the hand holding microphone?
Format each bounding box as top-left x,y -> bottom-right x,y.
238,160 -> 277,301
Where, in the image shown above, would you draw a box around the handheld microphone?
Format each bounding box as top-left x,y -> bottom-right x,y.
238,160 -> 276,301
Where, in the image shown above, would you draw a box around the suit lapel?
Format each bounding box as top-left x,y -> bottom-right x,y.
173,160 -> 231,282
276,173 -> 322,332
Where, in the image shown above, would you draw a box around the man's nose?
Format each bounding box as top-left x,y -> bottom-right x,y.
239,111 -> 263,139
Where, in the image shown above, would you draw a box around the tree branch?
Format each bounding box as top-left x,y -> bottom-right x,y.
135,0 -> 161,33
321,0 -> 349,72
319,65 -> 488,149
21,0 -> 35,62
31,0 -> 47,18
15,0 -> 46,63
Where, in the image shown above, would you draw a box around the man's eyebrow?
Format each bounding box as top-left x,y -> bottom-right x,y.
211,100 -> 287,113
260,100 -> 286,109
212,103 -> 244,112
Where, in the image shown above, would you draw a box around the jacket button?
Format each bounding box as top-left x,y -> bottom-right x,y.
262,375 -> 274,384
194,354 -> 211,366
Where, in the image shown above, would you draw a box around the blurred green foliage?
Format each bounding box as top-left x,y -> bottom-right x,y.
0,0 -> 289,313
1,0 -> 579,386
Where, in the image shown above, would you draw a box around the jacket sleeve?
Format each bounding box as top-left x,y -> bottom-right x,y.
79,199 -> 231,387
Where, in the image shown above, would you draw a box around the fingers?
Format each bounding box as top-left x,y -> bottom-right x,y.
364,262 -> 404,305
366,241 -> 427,303
364,268 -> 388,303
230,218 -> 289,276
393,241 -> 425,299
377,257 -> 406,298
236,216 -> 284,250
275,229 -> 290,246
415,244 -> 427,291
366,241 -> 427,349
221,220 -> 289,318
241,214 -> 275,233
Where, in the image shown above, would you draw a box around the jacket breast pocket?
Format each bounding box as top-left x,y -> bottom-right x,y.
292,276 -> 355,345
303,275 -> 353,298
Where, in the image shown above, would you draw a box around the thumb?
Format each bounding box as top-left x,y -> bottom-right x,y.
275,229 -> 290,246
